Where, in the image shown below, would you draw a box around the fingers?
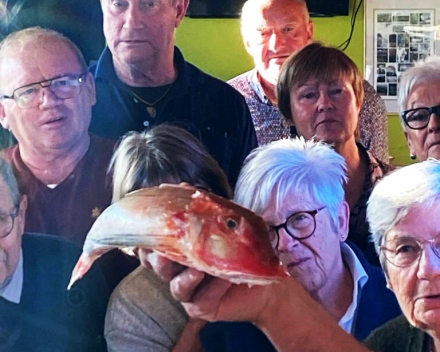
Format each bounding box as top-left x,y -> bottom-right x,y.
139,249 -> 186,282
170,267 -> 205,302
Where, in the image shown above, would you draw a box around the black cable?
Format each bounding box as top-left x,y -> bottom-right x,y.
338,0 -> 364,51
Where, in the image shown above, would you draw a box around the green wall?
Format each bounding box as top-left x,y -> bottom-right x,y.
175,1 -> 411,166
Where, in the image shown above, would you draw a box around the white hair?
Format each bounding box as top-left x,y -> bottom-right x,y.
234,137 -> 347,229
397,56 -> 440,127
367,159 -> 440,269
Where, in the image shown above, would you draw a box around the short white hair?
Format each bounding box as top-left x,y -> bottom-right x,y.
367,159 -> 440,269
397,56 -> 440,127
235,137 -> 347,229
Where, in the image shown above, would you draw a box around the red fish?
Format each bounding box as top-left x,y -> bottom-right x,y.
68,185 -> 289,289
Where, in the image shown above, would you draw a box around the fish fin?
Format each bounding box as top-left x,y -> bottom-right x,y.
68,253 -> 97,290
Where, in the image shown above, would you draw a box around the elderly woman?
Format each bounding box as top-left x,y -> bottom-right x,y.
397,56 -> 440,161
104,124 -> 231,352
198,138 -> 400,352
364,159 -> 440,351
276,42 -> 391,265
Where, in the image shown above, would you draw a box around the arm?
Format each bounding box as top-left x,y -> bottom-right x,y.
169,268 -> 371,352
171,319 -> 206,352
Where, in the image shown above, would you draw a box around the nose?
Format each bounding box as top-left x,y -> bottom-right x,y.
277,229 -> 299,253
268,31 -> 286,52
317,92 -> 333,112
417,244 -> 440,280
123,5 -> 144,29
428,111 -> 440,132
39,87 -> 62,109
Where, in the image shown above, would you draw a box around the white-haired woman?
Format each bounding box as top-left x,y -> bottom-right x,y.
199,137 -> 400,352
398,56 -> 440,161
365,159 -> 440,351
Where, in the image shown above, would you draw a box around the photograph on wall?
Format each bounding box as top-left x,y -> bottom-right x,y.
374,9 -> 436,98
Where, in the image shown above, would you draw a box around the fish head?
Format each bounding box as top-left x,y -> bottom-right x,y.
181,190 -> 289,284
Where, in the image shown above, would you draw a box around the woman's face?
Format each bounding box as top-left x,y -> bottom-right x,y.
404,82 -> 440,161
289,76 -> 361,145
385,201 -> 440,335
261,191 -> 348,300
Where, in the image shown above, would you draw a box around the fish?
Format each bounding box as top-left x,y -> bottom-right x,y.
68,185 -> 289,289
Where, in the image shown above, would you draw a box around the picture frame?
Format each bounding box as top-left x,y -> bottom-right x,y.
365,0 -> 440,113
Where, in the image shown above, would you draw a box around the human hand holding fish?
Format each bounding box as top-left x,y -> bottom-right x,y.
68,185 -> 289,289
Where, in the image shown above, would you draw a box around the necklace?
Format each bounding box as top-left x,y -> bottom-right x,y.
130,81 -> 174,118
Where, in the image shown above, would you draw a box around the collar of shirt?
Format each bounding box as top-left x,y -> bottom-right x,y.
249,69 -> 272,105
0,249 -> 23,304
338,243 -> 369,334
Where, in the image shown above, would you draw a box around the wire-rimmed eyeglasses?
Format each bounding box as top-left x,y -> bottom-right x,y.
401,104 -> 440,130
268,206 -> 326,250
379,236 -> 440,268
1,73 -> 87,109
0,207 -> 19,239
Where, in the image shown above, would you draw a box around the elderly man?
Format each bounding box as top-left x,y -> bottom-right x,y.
230,0 -> 389,161
0,27 -> 114,245
0,157 -> 110,352
90,0 -> 257,187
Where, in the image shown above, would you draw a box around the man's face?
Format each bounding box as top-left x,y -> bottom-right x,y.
0,177 -> 26,288
243,0 -> 313,88
101,0 -> 187,66
0,38 -> 95,153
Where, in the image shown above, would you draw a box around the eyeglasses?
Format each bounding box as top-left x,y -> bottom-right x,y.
0,208 -> 19,239
379,236 -> 440,268
268,206 -> 326,250
401,104 -> 440,130
1,73 -> 87,109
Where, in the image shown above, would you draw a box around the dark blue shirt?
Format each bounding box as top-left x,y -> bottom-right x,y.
90,47 -> 258,187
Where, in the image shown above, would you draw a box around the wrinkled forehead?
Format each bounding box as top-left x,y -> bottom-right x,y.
243,0 -> 308,29
0,39 -> 82,88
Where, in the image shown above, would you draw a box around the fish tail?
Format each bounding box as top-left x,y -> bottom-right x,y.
67,253 -> 95,290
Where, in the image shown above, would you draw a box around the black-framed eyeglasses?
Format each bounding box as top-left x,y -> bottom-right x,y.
1,73 -> 87,109
401,104 -> 440,130
268,206 -> 326,250
379,236 -> 440,268
0,207 -> 19,239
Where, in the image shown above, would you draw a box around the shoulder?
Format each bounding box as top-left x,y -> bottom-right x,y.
364,315 -> 425,352
107,266 -> 186,323
105,267 -> 187,351
182,59 -> 248,102
228,71 -> 253,90
361,80 -> 387,113
22,233 -> 81,261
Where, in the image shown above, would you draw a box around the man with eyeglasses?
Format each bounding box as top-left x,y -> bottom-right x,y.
0,157 -> 110,351
0,27 -> 115,246
193,138 -> 400,351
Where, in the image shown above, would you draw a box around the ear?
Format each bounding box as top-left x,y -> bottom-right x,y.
0,102 -> 10,130
16,195 -> 27,235
174,0 -> 189,27
85,72 -> 97,107
404,130 -> 416,156
336,201 -> 350,242
306,21 -> 314,44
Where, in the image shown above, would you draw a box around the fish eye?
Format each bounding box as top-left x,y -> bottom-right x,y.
226,218 -> 237,230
